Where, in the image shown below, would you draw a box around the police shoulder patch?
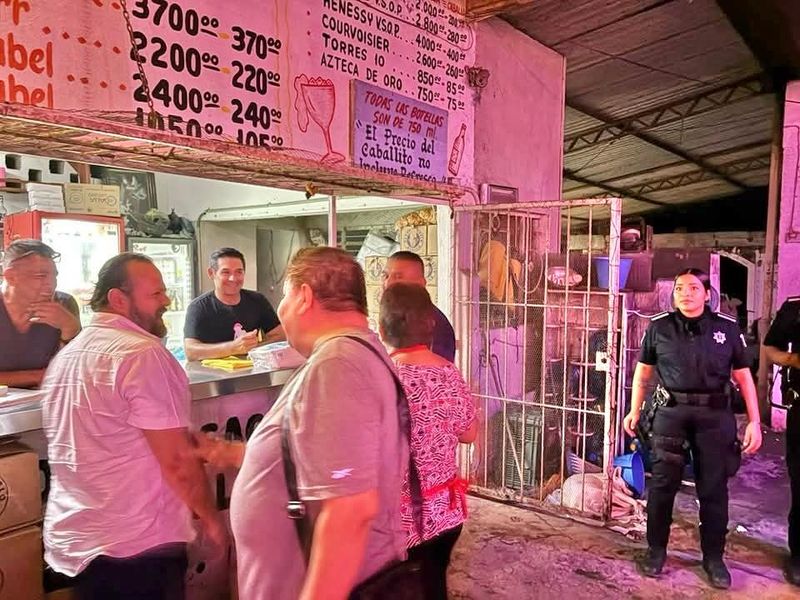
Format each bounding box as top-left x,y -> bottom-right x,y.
715,312 -> 737,323
650,311 -> 669,321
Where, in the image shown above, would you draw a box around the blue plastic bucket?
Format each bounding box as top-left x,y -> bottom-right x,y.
594,256 -> 633,289
613,451 -> 645,498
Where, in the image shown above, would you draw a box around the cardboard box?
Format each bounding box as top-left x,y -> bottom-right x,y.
63,183 -> 121,216
63,183 -> 88,213
363,256 -> 387,286
399,226 -> 427,255
0,526 -> 43,600
426,224 -> 438,255
0,442 -> 42,535
85,185 -> 121,217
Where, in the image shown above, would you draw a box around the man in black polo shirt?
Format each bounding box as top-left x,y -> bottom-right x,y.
184,247 -> 283,361
0,239 -> 80,388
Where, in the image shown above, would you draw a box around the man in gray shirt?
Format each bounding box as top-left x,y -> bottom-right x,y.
196,246 -> 407,599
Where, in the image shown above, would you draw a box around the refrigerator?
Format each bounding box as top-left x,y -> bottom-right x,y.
128,237 -> 196,358
3,211 -> 125,326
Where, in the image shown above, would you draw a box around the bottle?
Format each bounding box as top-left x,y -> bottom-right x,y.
448,123 -> 467,175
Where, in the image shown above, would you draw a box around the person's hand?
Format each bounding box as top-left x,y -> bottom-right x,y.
742,421 -> 763,454
229,330 -> 259,355
789,353 -> 800,370
29,301 -> 80,340
191,431 -> 244,469
623,410 -> 640,437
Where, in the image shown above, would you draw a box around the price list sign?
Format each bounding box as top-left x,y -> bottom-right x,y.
315,0 -> 473,114
3,0 -> 475,180
126,0 -> 286,149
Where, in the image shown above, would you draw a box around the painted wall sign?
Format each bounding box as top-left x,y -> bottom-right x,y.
351,80 -> 448,182
0,0 -> 475,183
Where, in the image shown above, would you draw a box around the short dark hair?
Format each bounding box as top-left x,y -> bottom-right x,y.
389,251 -> 424,271
90,253 -> 153,312
380,283 -> 435,348
2,238 -> 60,269
673,268 -> 711,291
210,247 -> 246,271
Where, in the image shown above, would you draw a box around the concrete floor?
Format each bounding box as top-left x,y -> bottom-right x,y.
449,429 -> 797,599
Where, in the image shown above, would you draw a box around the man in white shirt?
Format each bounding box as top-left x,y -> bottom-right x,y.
42,253 -> 223,600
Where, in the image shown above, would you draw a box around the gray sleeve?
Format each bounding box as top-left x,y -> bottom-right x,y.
293,355 -> 388,500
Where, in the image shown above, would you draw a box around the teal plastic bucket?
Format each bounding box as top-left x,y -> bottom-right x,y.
594,256 -> 633,289
613,451 -> 645,498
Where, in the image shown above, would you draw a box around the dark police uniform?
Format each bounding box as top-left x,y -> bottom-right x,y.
639,307 -> 749,559
764,296 -> 800,560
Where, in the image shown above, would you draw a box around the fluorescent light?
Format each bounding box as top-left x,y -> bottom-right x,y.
202,196 -> 424,221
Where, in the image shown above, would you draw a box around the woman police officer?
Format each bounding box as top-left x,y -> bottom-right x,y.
622,268 -> 762,589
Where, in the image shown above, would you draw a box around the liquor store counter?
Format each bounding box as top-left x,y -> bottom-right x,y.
0,362 -> 295,438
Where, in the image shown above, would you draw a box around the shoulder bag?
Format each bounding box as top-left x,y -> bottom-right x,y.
280,335 -> 425,600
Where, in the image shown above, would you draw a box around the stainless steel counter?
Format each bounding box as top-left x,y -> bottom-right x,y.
186,362 -> 294,401
0,363 -> 295,437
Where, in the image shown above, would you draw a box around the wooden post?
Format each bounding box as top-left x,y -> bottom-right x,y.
69,163 -> 91,183
328,195 -> 337,247
756,92 -> 785,424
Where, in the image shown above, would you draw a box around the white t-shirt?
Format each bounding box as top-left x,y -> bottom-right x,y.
42,312 -> 194,577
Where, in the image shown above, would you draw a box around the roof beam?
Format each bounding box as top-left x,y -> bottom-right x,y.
566,100 -> 754,191
465,0 -> 534,20
564,75 -> 768,154
563,169 -> 670,207
567,151 -> 771,198
624,153 -> 771,195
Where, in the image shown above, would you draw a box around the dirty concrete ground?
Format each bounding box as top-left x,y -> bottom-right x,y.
449,429 -> 797,599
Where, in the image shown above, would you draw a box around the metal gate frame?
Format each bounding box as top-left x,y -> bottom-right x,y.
451,197 -> 622,520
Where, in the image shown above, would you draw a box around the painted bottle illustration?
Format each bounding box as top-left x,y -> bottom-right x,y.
448,123 -> 467,175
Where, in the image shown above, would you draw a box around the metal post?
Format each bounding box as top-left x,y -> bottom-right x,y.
756,93 -> 785,424
328,195 -> 337,247
603,197 -> 622,521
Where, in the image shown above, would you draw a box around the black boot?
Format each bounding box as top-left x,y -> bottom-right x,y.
785,556 -> 800,587
636,547 -> 666,577
702,557 -> 731,590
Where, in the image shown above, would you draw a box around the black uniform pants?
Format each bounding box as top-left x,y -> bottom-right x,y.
788,404 -> 800,557
647,403 -> 737,559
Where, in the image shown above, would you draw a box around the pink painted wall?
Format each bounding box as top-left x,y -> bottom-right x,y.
473,18 -> 565,203
777,81 -> 800,305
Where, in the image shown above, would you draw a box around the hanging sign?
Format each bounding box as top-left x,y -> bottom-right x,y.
351,80 -> 448,182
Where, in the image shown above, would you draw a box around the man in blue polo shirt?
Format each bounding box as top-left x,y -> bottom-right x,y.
382,251 -> 455,362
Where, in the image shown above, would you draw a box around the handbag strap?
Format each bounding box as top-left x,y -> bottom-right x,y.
280,334 -> 423,566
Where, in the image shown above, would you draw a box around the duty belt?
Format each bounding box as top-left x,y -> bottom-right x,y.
668,390 -> 728,409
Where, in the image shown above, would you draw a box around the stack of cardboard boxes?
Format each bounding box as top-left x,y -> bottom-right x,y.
0,442 -> 44,600
363,213 -> 439,331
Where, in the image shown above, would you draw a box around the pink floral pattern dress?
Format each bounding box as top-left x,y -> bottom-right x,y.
396,363 -> 476,547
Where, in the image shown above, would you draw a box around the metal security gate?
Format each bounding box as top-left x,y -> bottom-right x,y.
452,198 -> 622,520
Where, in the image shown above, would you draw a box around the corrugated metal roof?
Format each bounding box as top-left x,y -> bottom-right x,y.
501,0 -> 774,216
